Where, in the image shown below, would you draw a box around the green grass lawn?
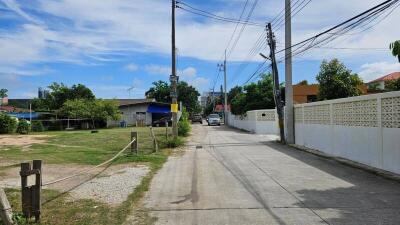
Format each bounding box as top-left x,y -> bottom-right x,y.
0,127 -> 184,225
0,127 -> 172,165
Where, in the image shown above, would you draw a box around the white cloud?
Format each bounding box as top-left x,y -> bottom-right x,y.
1,0 -> 42,24
144,65 -> 171,76
124,63 -> 138,72
131,78 -> 143,87
190,77 -> 210,90
358,61 -> 400,82
179,67 -> 197,78
0,0 -> 398,66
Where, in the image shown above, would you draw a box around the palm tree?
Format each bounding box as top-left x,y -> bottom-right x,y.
390,40 -> 400,62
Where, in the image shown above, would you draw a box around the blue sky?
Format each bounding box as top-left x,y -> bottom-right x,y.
1,0 -> 399,99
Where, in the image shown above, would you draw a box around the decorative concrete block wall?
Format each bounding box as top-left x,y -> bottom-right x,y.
295,91 -> 400,175
227,109 -> 279,135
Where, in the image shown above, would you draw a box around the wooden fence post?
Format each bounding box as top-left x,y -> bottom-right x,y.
32,160 -> 42,223
150,127 -> 159,153
0,188 -> 13,225
20,160 -> 42,223
131,131 -> 138,154
20,162 -> 31,219
165,121 -> 169,140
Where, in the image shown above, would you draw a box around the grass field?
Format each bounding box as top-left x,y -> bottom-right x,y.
0,127 -> 185,225
0,127 -> 173,165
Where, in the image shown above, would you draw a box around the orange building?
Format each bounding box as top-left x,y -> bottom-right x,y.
293,84 -> 319,104
293,84 -> 368,104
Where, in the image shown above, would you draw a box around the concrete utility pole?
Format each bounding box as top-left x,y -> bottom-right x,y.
171,0 -> 178,137
285,0 -> 294,143
218,51 -> 228,124
267,23 -> 285,143
223,50 -> 228,124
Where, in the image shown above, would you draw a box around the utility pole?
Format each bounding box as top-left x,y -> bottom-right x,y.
218,50 -> 228,124
267,23 -> 285,143
285,0 -> 294,143
171,0 -> 178,137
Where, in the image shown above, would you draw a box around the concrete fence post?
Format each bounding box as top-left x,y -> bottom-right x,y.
377,97 -> 383,168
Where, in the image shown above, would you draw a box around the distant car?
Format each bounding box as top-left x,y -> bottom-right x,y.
207,114 -> 221,126
152,117 -> 172,127
190,114 -> 203,124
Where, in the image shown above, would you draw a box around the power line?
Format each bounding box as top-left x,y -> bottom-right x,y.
274,0 -> 313,30
227,0 -> 259,59
176,2 -> 265,27
228,0 -> 313,88
224,0 -> 250,56
314,46 -> 388,51
274,0 -> 399,59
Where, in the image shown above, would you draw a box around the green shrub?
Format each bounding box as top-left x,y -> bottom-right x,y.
16,119 -> 30,134
166,137 -> 184,148
178,108 -> 191,136
0,113 -> 17,134
31,121 -> 45,132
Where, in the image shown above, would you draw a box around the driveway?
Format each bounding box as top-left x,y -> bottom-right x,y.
143,124 -> 400,225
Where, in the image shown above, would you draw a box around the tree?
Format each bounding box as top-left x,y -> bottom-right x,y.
145,81 -> 171,103
230,73 -> 275,115
59,99 -> 120,128
316,59 -> 363,100
145,80 -> 201,114
228,86 -> 242,103
32,83 -> 95,111
0,113 -> 17,134
386,78 -> 400,91
177,81 -> 201,114
297,80 -> 308,85
390,40 -> 400,62
0,89 -> 8,98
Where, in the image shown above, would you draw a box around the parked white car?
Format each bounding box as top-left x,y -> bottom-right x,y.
207,114 -> 221,126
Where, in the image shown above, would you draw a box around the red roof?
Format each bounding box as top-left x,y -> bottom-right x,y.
214,104 -> 231,112
0,105 -> 29,112
369,72 -> 400,83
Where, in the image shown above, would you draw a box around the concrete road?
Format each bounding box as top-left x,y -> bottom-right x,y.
144,124 -> 400,225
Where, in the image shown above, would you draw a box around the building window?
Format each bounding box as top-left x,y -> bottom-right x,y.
307,95 -> 317,103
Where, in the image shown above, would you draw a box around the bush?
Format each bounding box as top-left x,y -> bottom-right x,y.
166,137 -> 184,148
178,108 -> 191,136
0,113 -> 17,134
31,121 -> 45,132
16,119 -> 30,134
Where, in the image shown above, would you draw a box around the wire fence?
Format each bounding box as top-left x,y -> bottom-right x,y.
41,138 -> 137,186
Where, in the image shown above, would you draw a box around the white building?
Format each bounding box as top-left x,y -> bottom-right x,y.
107,99 -> 170,127
367,72 -> 400,90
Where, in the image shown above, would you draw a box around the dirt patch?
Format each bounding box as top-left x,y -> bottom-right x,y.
0,135 -> 50,147
70,165 -> 149,205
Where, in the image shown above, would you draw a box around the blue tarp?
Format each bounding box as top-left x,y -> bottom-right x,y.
8,112 -> 40,119
147,104 -> 170,113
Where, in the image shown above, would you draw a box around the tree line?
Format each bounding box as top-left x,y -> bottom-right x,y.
227,58 -> 400,115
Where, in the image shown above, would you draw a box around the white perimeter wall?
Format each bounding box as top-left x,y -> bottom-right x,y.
227,109 -> 279,135
295,91 -> 400,175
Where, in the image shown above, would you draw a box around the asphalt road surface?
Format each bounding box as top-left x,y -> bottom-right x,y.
144,124 -> 400,225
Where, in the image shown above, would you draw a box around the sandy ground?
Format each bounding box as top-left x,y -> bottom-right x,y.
70,165 -> 149,205
0,135 -> 50,147
0,163 -> 149,205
